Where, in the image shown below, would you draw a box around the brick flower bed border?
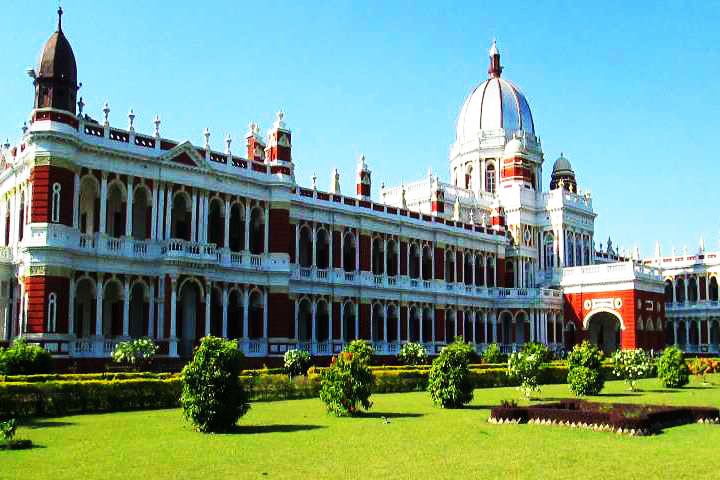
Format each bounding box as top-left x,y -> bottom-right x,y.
489,399 -> 720,436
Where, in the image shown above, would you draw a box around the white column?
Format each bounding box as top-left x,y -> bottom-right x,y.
355,232 -> 360,271
483,311 -> 488,343
191,189 -> 198,242
148,282 -> 155,339
339,301 -> 345,341
311,300 -> 317,343
354,303 -> 359,340
684,274 -> 689,303
157,277 -> 165,340
264,206 -> 270,254
125,176 -> 134,237
223,198 -> 231,249
529,309 -> 535,341
491,310 -> 497,342
684,319 -> 690,348
169,278 -> 178,357
383,238 -> 388,276
204,282 -> 211,335
312,224 -> 317,268
122,277 -> 130,337
672,277 -> 677,304
72,173 -> 80,229
419,309 -> 424,343
95,275 -> 104,337
165,187 -> 173,240
553,314 -> 558,343
244,203 -> 251,251
673,321 -> 678,346
68,277 -> 76,336
221,285 -> 228,338
150,183 -> 158,240
383,304 -> 388,343
242,289 -> 249,338
99,173 -> 108,234
328,300 -> 334,342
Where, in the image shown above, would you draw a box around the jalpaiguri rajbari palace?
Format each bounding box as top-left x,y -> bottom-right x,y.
0,11 -> 717,367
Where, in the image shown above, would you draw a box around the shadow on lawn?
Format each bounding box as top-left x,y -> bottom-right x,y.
360,412 -> 424,419
229,424 -> 325,434
23,419 -> 75,429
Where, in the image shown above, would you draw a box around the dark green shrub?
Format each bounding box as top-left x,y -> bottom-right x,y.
111,338 -> 158,370
319,351 -> 374,416
427,339 -> 474,408
397,342 -> 428,365
657,346 -> 689,388
566,341 -> 604,396
344,340 -> 374,363
283,349 -> 312,377
482,343 -> 504,364
0,338 -> 53,375
180,336 -> 249,432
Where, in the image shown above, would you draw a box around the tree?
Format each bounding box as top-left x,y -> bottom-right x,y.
427,338 -> 474,408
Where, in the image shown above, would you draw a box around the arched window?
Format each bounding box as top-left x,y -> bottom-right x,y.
465,164 -> 473,190
51,183 -> 61,223
485,163 -> 496,193
47,292 -> 57,333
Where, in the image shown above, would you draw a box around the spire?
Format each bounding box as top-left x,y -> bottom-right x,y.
654,240 -> 661,258
488,39 -> 502,78
57,6 -> 63,32
699,235 -> 705,254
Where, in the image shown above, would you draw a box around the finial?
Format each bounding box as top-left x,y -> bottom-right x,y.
21,122 -> 28,135
153,115 -> 161,137
128,109 -> 135,131
102,102 -> 110,125
203,128 -> 210,149
330,168 -> 341,194
77,97 -> 84,116
3,139 -> 9,150
311,173 -> 317,190
488,39 -> 502,78
225,133 -> 232,154
57,6 -> 63,32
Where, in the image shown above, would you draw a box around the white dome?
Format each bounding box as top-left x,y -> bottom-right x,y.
455,44 -> 534,144
503,137 -> 524,157
456,77 -> 534,143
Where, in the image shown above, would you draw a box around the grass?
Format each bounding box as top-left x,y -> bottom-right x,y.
3,375 -> 720,479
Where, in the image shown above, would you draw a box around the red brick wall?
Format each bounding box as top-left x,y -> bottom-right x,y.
359,303 -> 370,339
359,235 -> 371,271
496,259 -> 505,287
25,276 -> 70,334
435,308 -> 445,342
434,247 -> 444,280
268,209 -> 290,254
267,292 -> 291,338
30,165 -> 74,225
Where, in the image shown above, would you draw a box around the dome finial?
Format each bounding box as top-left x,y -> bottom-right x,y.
488,39 -> 502,78
57,5 -> 63,32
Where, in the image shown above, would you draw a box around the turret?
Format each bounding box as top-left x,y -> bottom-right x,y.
356,154 -> 371,201
266,111 -> 292,163
245,122 -> 265,162
430,176 -> 445,216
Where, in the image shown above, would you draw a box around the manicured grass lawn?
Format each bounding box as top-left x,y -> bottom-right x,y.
4,375 -> 720,479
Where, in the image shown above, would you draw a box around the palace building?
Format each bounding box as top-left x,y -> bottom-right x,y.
0,10 -> 715,365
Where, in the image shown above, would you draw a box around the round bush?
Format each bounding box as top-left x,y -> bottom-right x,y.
656,346 -> 689,388
612,349 -> 653,391
284,349 -> 311,377
566,341 -> 604,396
522,342 -> 553,363
427,339 -> 474,408
507,350 -> 543,399
180,336 -> 249,432
0,338 -> 53,375
344,340 -> 374,364
319,351 -> 374,416
397,342 -> 428,365
482,343 -> 504,364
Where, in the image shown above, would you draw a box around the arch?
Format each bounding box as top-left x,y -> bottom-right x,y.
445,249 -> 456,283
445,309 -> 456,343
129,281 -> 148,338
207,197 -> 225,247
51,183 -> 61,223
675,278 -> 686,303
688,276 -> 698,303
386,239 -> 398,277
343,231 -> 356,272
248,289 -> 264,339
664,279 -> 673,303
47,292 -> 57,333
79,175 -> 99,234
544,233 -> 555,270
710,276 -> 719,302
298,225 -> 313,268
371,237 -> 384,275
297,298 -> 312,342
504,260 -> 514,288
475,253 -> 484,286
421,245 -> 433,281
316,299 -> 330,342
408,306 -> 420,342
342,301 -> 356,341
584,309 -> 623,353
498,310 -> 513,344
464,253 -> 473,285
74,277 -> 96,338
106,180 -> 127,238
227,288 -> 244,339
228,202 -> 245,252
710,320 -> 720,346
485,162 -> 496,193
372,302 -> 384,341
249,206 -> 265,254
408,243 -> 420,279
464,311 -> 473,342
102,278 -> 124,337
486,256 -> 495,287
131,184 -> 152,240
316,228 -> 330,270
178,279 -> 201,357
386,303 -> 399,342
171,191 -> 192,241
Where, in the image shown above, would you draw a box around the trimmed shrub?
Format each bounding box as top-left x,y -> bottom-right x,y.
612,349 -> 653,391
566,341 -> 605,396
0,338 -> 53,375
344,340 -> 374,363
523,342 -> 553,363
657,347 -> 689,388
507,350 -> 543,399
111,338 -> 158,370
283,349 -> 311,377
180,336 -> 249,432
427,339 -> 474,408
482,343 -> 504,364
319,351 -> 374,416
397,342 -> 428,365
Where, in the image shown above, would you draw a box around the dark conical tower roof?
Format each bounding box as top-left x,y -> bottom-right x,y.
34,7 -> 78,114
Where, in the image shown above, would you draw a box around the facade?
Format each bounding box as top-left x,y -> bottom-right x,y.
0,11 -> 685,365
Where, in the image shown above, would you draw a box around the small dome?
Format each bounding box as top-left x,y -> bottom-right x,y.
37,29 -> 76,83
503,137 -> 524,157
552,153 -> 573,174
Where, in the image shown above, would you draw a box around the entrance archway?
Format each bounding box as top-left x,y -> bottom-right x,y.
585,310 -> 622,353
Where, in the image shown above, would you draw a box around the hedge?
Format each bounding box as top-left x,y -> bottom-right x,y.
1,372 -> 177,383
0,365 -> 609,418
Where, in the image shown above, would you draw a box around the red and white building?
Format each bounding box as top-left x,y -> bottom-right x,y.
0,11 -> 689,364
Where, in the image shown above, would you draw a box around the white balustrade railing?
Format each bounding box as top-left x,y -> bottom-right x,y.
387,276 -> 397,286
423,280 -> 432,289
344,272 -> 355,282
299,267 -> 312,278
374,275 -> 384,285
250,254 -> 262,267
317,269 -> 328,280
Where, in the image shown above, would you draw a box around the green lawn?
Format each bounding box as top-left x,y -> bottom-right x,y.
4,375 -> 720,479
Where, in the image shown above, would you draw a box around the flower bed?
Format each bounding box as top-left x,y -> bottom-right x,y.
489,399 -> 720,435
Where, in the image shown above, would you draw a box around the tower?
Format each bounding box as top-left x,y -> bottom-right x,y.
266,111 -> 292,164
356,154 -> 371,201
32,7 -> 78,115
245,122 -> 266,162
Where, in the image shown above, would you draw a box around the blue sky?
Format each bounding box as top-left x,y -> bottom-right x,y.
1,1 -> 719,256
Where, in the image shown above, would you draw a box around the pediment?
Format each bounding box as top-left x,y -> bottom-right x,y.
159,141 -> 208,169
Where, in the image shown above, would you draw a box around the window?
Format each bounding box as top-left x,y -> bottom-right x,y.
485,163 -> 496,193
47,292 -> 57,333
51,183 -> 61,223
